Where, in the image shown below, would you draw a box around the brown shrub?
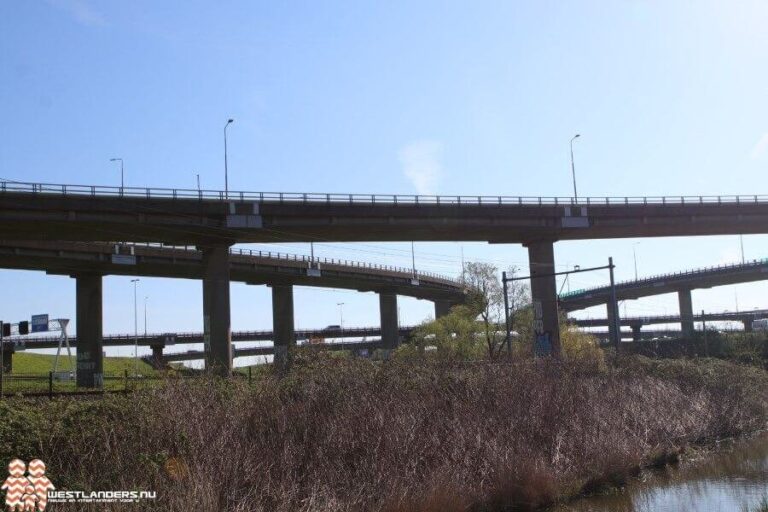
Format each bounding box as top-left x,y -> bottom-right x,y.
3,356 -> 766,511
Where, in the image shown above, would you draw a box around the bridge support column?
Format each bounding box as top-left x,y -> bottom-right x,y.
202,245 -> 232,375
678,288 -> 694,338
1,345 -> 13,373
271,284 -> 295,370
151,345 -> 164,368
75,273 -> 103,388
631,323 -> 642,342
525,241 -> 560,357
742,318 -> 754,332
434,300 -> 453,319
607,301 -> 620,347
379,292 -> 399,354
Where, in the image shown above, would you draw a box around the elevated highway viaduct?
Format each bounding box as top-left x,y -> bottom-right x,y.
3,181 -> 768,369
0,238 -> 459,386
2,329 -> 395,370
571,309 -> 768,340
560,259 -> 768,339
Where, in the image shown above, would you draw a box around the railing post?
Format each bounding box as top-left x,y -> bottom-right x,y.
48,371 -> 53,399
124,368 -> 128,391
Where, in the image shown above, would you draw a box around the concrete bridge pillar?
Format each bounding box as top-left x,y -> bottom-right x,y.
631,323 -> 643,342
151,345 -> 164,368
525,241 -> 560,357
1,344 -> 14,373
201,245 -> 232,375
742,318 -> 754,332
271,284 -> 295,369
678,288 -> 694,338
379,292 -> 399,352
434,300 -> 454,319
75,273 -> 103,388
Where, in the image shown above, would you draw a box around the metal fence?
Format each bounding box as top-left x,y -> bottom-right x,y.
0,371 -> 196,398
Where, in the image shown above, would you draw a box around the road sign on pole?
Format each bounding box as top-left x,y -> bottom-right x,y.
31,314 -> 49,333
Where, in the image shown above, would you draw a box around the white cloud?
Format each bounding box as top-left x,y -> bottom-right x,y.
47,0 -> 106,27
750,132 -> 768,159
398,140 -> 443,195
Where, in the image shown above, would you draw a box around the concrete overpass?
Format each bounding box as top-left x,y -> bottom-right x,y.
572,309 -> 768,340
3,180 -> 768,369
0,241 -> 461,303
560,259 -> 768,338
0,238 -> 448,386
1,326 -> 405,372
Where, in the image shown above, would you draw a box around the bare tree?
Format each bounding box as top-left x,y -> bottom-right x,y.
463,262 -> 530,357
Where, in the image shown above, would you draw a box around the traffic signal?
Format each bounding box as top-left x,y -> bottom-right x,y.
1,323 -> 9,337
18,321 -> 29,335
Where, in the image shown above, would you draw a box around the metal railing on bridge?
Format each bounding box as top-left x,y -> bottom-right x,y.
111,242 -> 458,283
3,179 -> 768,207
560,258 -> 768,299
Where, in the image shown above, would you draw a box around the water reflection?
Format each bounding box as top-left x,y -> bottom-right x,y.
553,434 -> 768,512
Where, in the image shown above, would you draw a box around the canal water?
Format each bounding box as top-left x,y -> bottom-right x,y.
552,433 -> 768,512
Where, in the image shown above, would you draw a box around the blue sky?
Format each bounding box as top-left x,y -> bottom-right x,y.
2,1 -> 768,363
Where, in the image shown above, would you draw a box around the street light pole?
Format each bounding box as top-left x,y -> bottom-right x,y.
337,302 -> 344,332
740,235 -> 745,264
411,241 -> 416,279
131,279 -> 140,376
569,134 -> 580,200
224,119 -> 234,198
633,242 -> 640,280
110,158 -> 124,188
144,296 -> 148,337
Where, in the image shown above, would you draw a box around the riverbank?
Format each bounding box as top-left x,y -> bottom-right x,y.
1,355 -> 766,511
551,431 -> 768,511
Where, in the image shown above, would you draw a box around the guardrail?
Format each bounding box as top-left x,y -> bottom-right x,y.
2,179 -> 768,206
572,309 -> 768,324
113,242 -> 458,283
560,258 -> 768,299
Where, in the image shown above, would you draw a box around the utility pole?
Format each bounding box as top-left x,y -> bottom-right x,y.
131,279 -> 140,376
502,271 -> 511,353
411,241 -> 417,280
608,257 -> 620,350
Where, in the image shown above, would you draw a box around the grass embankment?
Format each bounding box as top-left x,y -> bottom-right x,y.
2,353 -> 158,394
0,355 -> 766,511
11,352 -> 157,375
